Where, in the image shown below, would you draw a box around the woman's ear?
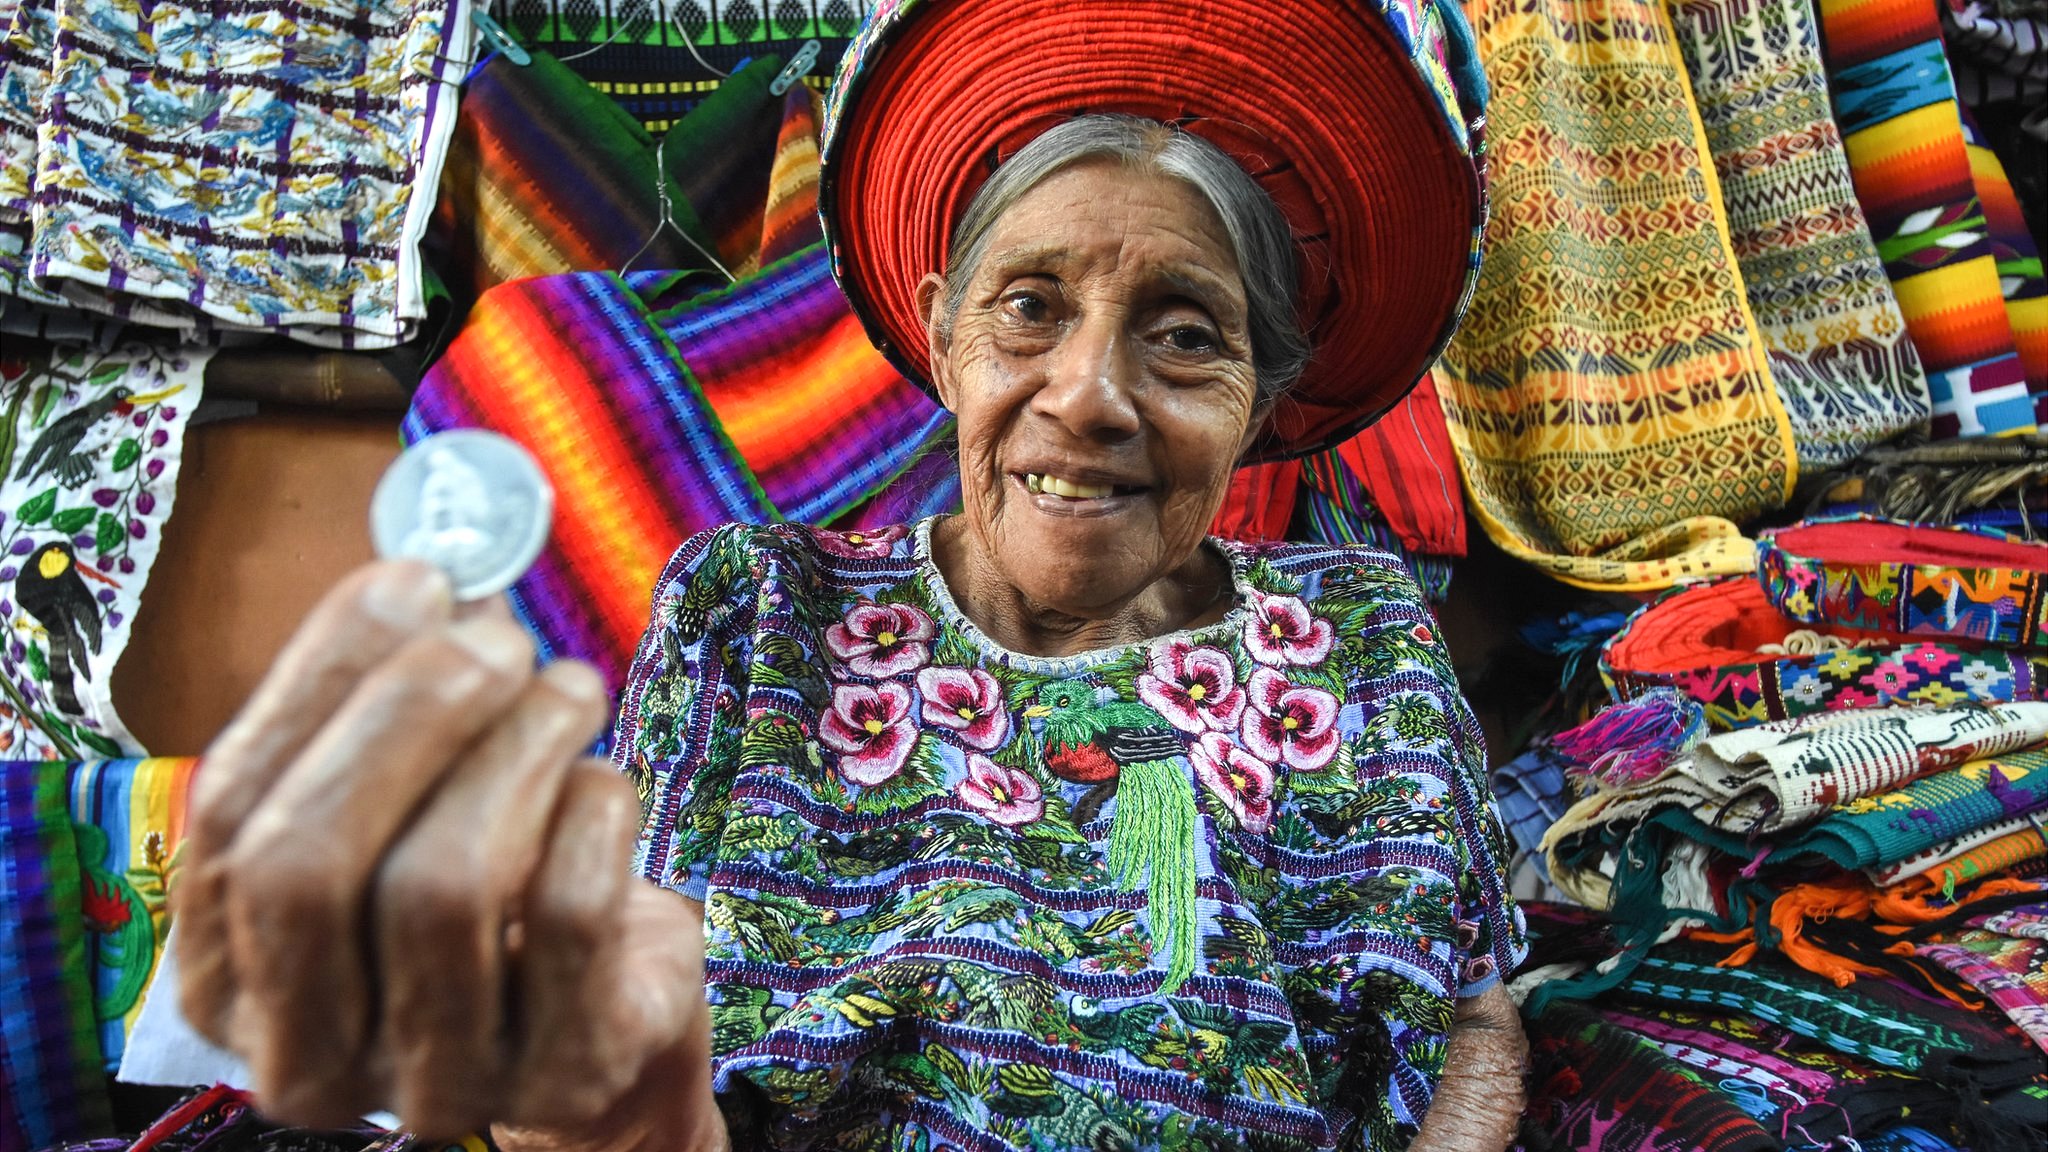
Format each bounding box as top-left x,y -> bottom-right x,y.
915,273 -> 957,412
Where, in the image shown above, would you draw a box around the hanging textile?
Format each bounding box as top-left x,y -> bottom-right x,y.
1294,451 -> 1454,602
62,757 -> 194,1075
1208,460 -> 1297,543
498,0 -> 870,131
1329,375 -> 1465,559
405,253 -> 952,694
1962,104 -> 2048,389
1670,0 -> 1931,470
1436,0 -> 1796,592
0,761 -> 109,1152
1817,0 -> 2036,435
0,342 -> 206,760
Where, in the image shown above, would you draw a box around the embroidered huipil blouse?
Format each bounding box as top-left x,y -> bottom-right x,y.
614,520 -> 1527,1151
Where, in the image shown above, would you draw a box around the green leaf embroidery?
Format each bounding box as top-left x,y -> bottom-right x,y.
25,642 -> 49,682
88,363 -> 127,387
39,709 -> 75,741
16,487 -> 57,524
0,382 -> 28,483
111,438 -> 140,471
50,508 -> 94,535
77,728 -> 124,758
95,513 -> 123,554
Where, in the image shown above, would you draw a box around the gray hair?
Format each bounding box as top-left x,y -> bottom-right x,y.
939,115 -> 1310,405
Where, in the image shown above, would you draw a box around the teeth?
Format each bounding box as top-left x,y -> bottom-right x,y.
1025,473 -> 1114,500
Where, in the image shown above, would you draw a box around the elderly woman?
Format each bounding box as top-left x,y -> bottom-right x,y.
170,0 -> 1528,1149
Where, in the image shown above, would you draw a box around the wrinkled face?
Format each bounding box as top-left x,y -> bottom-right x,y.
924,160 -> 1266,616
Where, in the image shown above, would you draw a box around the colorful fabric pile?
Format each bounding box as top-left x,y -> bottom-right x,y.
1494,514 -> 2048,1149
0,0 -> 472,346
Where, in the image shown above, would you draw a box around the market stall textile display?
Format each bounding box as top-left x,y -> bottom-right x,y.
1756,515 -> 2048,646
1669,0 -> 1932,471
0,343 -> 207,761
1600,574 -> 2048,728
404,251 -> 952,695
499,0 -> 869,131
1434,0 -> 1797,592
1294,449 -> 1454,603
0,0 -> 473,347
1818,0 -> 2037,435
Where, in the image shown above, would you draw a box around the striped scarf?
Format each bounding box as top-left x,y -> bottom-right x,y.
406,252 -> 952,690
1817,0 -> 2038,436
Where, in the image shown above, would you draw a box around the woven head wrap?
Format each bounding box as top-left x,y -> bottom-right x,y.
818,0 -> 1491,460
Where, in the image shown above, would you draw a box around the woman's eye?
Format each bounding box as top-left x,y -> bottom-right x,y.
1165,325 -> 1217,353
1003,292 -> 1051,322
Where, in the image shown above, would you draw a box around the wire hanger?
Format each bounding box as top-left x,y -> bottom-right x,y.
618,138 -> 737,283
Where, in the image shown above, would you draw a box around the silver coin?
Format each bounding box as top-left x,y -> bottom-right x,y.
370,429 -> 554,601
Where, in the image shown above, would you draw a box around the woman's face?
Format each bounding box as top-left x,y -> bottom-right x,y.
924,160 -> 1266,617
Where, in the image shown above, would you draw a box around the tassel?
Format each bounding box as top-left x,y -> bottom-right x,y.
1107,756 -> 1199,996
1550,688 -> 1706,788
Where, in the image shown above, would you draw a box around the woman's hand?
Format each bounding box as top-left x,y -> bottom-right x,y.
1410,984 -> 1527,1152
169,560 -> 724,1147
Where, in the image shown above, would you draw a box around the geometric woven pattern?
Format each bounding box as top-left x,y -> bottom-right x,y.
1437,0 -> 1796,591
1670,0 -> 1930,470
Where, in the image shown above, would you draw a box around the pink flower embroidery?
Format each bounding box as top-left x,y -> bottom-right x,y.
812,524 -> 909,559
819,681 -> 917,785
1191,732 -> 1275,834
1245,592 -> 1334,667
1137,641 -> 1245,733
917,666 -> 1011,750
1242,668 -> 1340,771
956,754 -> 1044,826
825,601 -> 936,678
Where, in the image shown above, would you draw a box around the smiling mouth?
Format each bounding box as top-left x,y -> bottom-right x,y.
1023,472 -> 1146,500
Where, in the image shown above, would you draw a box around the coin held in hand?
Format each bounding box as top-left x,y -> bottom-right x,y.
371,429 -> 554,601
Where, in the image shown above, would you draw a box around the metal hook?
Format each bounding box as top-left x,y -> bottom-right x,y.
618,138 -> 736,283
771,40 -> 822,95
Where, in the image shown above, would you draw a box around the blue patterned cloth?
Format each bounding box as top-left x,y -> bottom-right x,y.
616,520 -> 1527,1150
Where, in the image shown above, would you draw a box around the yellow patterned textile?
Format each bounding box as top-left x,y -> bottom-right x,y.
1436,0 -> 1799,591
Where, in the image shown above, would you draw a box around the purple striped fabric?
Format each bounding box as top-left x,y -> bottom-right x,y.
0,762 -> 111,1152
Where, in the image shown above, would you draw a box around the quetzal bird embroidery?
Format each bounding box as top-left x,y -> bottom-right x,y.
1025,678 -> 1200,995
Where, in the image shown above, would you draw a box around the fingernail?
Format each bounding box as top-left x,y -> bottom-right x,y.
362,562 -> 450,627
447,617 -> 533,672
546,661 -> 607,702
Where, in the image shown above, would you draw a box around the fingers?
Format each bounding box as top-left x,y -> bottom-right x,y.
371,662 -> 613,1136
177,561 -> 453,1036
219,614 -> 541,1123
505,763 -> 652,1127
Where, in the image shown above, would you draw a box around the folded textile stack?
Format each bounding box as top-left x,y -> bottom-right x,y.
0,0 -> 474,346
1505,514 -> 2048,1149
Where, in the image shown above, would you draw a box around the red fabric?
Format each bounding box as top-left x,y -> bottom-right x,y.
1770,519 -> 2048,570
1210,461 -> 1301,542
1336,374 -> 1466,557
822,0 -> 1481,460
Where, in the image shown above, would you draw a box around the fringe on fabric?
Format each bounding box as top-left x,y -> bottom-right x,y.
1550,689 -> 1707,788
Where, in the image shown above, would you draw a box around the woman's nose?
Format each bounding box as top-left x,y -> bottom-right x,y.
1031,311 -> 1141,440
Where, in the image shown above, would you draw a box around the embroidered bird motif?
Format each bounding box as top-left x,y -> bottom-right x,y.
1025,678 -> 1201,995
15,542 -> 119,714
15,385 -> 178,486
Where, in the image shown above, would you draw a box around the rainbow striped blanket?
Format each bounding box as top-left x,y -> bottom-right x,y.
405,250 -> 954,692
